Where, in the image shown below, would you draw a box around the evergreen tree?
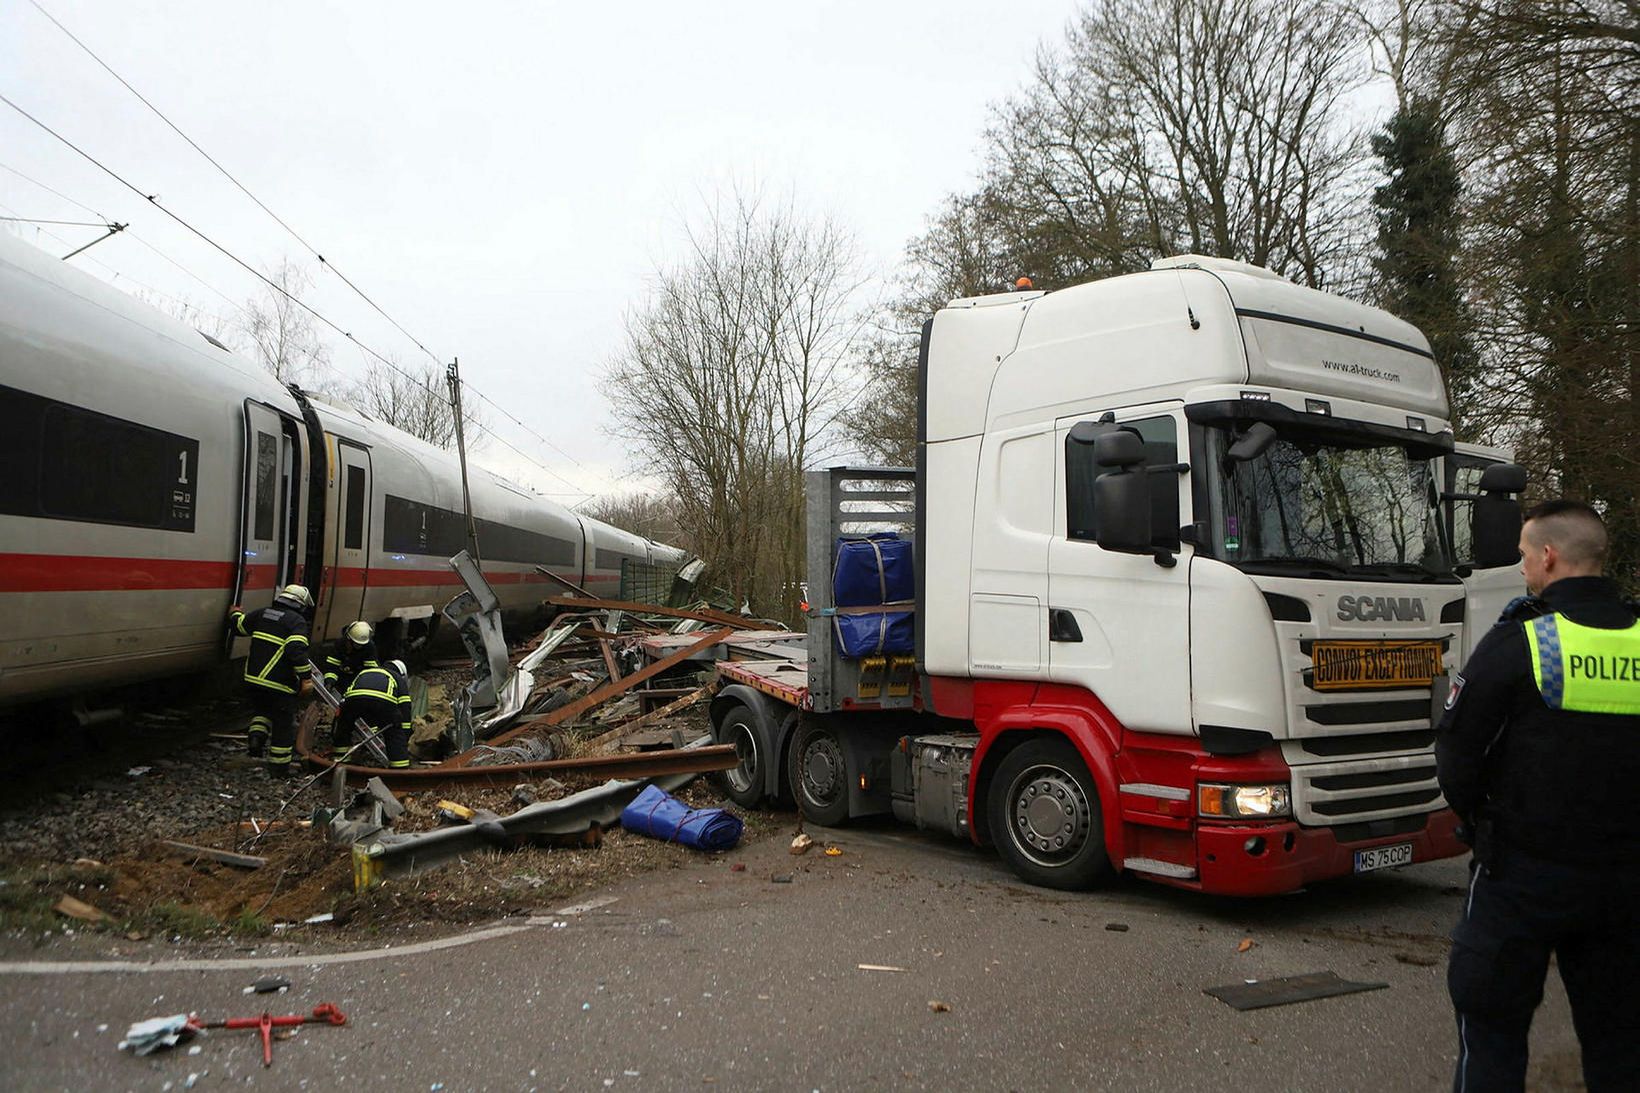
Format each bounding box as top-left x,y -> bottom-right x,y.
1370,99 -> 1481,436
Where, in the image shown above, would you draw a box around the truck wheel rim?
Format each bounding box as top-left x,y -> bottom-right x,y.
801,734 -> 844,806
1008,764 -> 1091,867
725,722 -> 758,794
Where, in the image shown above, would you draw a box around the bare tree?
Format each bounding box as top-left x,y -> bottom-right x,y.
345,357 -> 482,450
847,0 -> 1377,463
581,491 -> 682,545
970,0 -> 1374,291
603,188 -> 864,619
238,259 -> 330,386
847,191 -> 1025,466
132,289 -> 238,351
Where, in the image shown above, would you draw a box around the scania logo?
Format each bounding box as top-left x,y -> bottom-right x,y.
1336,594 -> 1426,622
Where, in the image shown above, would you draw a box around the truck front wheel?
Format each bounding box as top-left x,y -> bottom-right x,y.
788,720 -> 851,826
987,738 -> 1111,890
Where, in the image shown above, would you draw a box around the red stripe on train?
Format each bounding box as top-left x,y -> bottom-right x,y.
0,553 -> 251,592
0,553 -> 616,594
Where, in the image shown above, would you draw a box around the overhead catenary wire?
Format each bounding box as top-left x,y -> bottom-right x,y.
0,199 -> 227,322
0,91 -> 598,499
21,2 -> 612,496
26,0 -> 439,366
2,158 -> 251,320
0,159 -> 106,218
0,214 -> 110,227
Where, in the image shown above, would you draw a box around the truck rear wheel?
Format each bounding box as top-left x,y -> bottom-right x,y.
714,703 -> 767,808
789,720 -> 851,826
987,738 -> 1111,890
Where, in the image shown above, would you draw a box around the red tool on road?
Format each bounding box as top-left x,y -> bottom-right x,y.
196,1003 -> 346,1066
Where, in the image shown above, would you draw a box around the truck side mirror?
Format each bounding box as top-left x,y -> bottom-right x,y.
1472,463 -> 1526,569
1092,433 -> 1152,553
1477,463 -> 1527,493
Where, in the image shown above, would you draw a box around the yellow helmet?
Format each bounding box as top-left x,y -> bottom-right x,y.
276,584 -> 313,610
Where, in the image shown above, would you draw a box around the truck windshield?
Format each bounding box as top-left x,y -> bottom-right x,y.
1208,426 -> 1450,579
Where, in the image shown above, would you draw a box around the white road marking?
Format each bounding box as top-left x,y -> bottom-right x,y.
552,895 -> 620,915
0,921 -> 538,976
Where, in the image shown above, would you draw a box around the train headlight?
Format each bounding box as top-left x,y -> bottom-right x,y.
1198,783 -> 1291,819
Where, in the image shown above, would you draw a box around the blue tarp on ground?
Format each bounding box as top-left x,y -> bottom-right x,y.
619,784 -> 744,851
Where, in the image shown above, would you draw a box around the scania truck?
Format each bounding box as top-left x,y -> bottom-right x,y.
706,255 -> 1525,896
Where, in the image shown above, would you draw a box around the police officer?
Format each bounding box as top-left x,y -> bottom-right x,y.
323,620 -> 379,694
227,584 -> 316,777
335,658 -> 413,769
1436,500 -> 1640,1091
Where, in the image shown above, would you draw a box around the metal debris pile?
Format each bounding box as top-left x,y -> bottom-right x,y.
273,551 -> 787,887
295,551 -> 768,790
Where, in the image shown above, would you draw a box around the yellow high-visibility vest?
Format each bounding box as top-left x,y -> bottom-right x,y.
1524,613 -> 1640,714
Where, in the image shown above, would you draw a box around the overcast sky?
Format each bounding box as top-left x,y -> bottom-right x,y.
0,0 -> 1079,503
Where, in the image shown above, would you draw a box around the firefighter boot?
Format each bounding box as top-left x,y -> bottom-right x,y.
265,744 -> 299,779
244,712 -> 270,754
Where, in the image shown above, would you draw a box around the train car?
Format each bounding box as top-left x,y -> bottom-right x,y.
0,232 -> 687,708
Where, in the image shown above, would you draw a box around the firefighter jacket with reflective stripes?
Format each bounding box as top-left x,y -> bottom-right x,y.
230,605 -> 313,694
323,640 -> 379,691
1525,613 -> 1640,714
1436,577 -> 1640,864
339,665 -> 412,737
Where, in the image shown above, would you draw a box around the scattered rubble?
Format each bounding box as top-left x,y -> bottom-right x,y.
0,561 -> 781,948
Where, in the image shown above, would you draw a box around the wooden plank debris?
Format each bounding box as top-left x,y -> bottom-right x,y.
545,596 -> 757,631
53,895 -> 111,922
588,684 -> 716,747
161,840 -> 268,870
457,628 -> 730,759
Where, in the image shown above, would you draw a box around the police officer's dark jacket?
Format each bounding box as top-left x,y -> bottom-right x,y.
1436,576 -> 1640,865
339,664 -> 412,733
229,605 -> 313,694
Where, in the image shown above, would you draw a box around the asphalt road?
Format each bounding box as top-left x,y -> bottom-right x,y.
0,821 -> 1585,1091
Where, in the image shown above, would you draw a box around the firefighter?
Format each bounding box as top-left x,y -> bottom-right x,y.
1436,500 -> 1640,1091
227,584 -> 315,776
335,658 -> 413,768
323,620 -> 379,694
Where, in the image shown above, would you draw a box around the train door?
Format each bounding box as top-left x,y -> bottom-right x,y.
231,401 -> 304,650
326,440 -> 372,633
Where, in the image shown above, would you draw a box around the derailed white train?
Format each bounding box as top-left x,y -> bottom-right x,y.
0,232 -> 685,707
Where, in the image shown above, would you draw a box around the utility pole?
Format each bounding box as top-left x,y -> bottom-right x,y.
446,358 -> 481,566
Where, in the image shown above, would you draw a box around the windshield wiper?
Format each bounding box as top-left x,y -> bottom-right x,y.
1238,555 -> 1352,576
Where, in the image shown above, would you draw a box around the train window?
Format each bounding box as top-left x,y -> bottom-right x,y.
253,432 -> 278,541
381,493 -> 575,565
596,549 -> 637,572
0,384 -> 198,531
344,465 -> 366,550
